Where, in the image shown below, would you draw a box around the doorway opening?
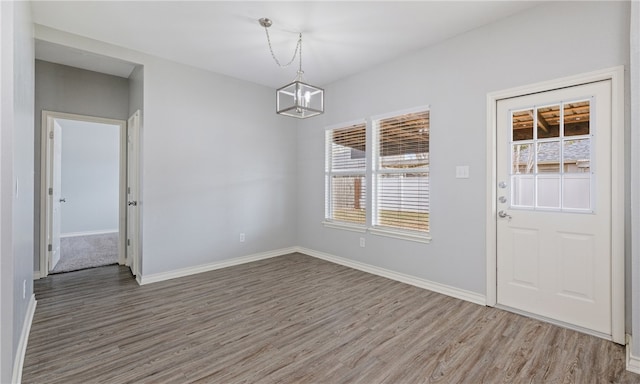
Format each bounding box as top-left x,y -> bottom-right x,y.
39,111 -> 127,277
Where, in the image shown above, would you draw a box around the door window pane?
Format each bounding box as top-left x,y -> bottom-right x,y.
537,175 -> 560,208
512,175 -> 534,208
537,141 -> 560,173
512,143 -> 534,174
563,139 -> 590,173
512,109 -> 533,141
563,174 -> 591,210
537,105 -> 560,139
564,100 -> 590,137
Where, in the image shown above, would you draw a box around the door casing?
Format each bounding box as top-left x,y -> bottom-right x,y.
39,111 -> 127,278
485,66 -> 625,344
126,110 -> 141,278
50,120 -> 62,271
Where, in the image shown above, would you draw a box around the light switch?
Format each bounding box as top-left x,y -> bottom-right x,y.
456,165 -> 470,179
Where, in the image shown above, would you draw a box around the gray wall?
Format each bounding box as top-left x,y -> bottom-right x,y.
0,1 -> 34,382
34,60 -> 129,272
34,26 -> 299,277
296,1 -> 629,294
140,59 -> 298,275
128,65 -> 143,118
58,119 -> 120,234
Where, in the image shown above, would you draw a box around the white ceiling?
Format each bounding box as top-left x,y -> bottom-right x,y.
31,1 -> 539,88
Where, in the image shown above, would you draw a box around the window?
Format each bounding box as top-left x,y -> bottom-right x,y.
325,122 -> 367,226
373,111 -> 430,232
324,108 -> 430,242
510,99 -> 593,212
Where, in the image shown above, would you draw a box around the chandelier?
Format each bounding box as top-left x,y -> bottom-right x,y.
259,18 -> 324,119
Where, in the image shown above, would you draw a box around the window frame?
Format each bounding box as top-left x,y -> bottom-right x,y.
324,119 -> 368,232
323,106 -> 431,243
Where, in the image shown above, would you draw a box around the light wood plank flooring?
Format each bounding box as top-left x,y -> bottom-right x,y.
23,253 -> 640,383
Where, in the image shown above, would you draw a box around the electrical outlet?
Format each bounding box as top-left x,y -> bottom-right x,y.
240,233 -> 245,243
360,237 -> 365,247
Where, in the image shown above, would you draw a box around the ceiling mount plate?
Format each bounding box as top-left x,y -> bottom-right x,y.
259,18 -> 272,28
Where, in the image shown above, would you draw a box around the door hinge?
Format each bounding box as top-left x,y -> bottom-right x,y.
127,239 -> 131,246
48,244 -> 52,252
49,131 -> 54,139
48,187 -> 53,196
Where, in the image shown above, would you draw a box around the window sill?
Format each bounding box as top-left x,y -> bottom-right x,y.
322,221 -> 367,233
322,221 -> 431,244
369,226 -> 432,244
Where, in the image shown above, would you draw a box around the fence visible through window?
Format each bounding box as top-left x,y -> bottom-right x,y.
374,110 -> 430,232
510,99 -> 592,212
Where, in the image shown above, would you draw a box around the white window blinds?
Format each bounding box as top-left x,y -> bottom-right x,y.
326,123 -> 367,225
374,111 -> 430,232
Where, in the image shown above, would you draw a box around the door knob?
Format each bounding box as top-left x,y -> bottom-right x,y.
498,210 -> 512,219
128,201 -> 137,206
59,198 -> 66,203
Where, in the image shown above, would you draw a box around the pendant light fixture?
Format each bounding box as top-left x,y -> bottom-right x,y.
259,17 -> 324,119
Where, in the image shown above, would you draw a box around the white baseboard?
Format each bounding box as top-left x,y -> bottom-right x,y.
60,229 -> 118,238
627,334 -> 640,374
295,247 -> 486,306
13,294 -> 37,384
33,270 -> 42,280
136,245 -> 485,306
138,247 -> 298,285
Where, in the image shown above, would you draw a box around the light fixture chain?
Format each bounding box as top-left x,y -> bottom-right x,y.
297,33 -> 303,78
263,25 -> 301,68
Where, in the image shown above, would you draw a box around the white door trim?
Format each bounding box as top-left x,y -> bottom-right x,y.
485,66 -> 625,344
39,111 -> 127,278
126,110 -> 141,277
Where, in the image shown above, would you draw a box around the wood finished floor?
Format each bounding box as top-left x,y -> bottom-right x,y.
23,253 -> 640,384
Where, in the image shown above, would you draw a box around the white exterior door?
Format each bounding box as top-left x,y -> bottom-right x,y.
496,80 -> 613,337
126,111 -> 140,277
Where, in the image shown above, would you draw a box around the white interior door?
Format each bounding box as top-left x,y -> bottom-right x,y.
49,120 -> 63,271
496,80 -> 613,337
126,110 -> 140,276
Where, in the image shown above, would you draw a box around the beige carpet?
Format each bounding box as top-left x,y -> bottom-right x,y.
51,232 -> 119,274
